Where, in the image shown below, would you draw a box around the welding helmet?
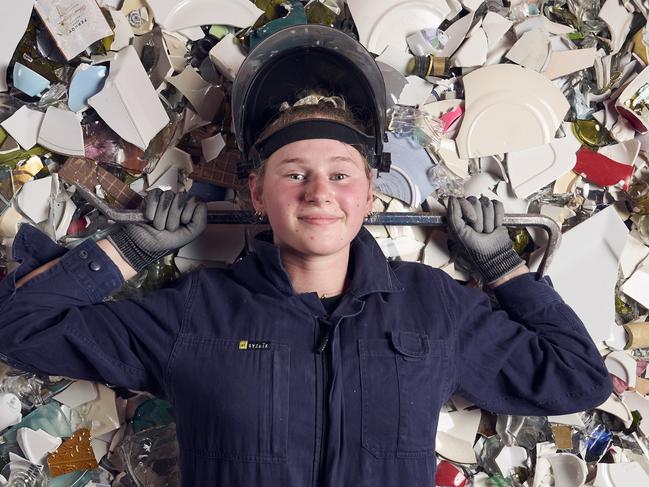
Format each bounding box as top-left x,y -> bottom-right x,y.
232,24 -> 390,176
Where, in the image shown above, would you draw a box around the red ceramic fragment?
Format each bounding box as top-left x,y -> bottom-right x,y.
435,460 -> 468,487
440,105 -> 464,133
574,147 -> 633,190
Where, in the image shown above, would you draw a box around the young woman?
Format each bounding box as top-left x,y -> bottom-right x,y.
0,25 -> 610,487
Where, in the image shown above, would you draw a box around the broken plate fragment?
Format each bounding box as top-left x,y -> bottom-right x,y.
455,64 -> 569,159
620,254 -> 649,309
482,11 -> 512,48
605,350 -> 637,388
53,381 -> 98,409
88,46 -> 170,150
347,0 -> 450,55
68,64 -> 108,113
598,0 -> 633,54
435,408 -> 481,464
453,28 -> 488,68
573,147 -> 634,190
166,66 -> 224,122
12,63 -> 51,98
209,33 -> 247,81
0,0 -> 33,92
16,428 -> 62,465
0,107 -> 46,150
594,461 -> 649,486
15,176 -> 52,224
37,107 -> 85,157
0,392 -> 22,431
147,0 -> 264,32
506,124 -> 581,199
529,205 -> 628,343
505,29 -> 550,72
543,48 -> 597,80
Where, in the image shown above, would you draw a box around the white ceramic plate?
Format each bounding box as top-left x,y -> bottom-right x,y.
456,64 -> 569,158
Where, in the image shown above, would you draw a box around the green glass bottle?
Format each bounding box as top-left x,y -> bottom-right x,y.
406,55 -> 453,78
571,119 -> 615,148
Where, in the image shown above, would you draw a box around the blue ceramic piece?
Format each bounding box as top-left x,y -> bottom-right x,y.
12,62 -> 51,97
68,64 -> 108,112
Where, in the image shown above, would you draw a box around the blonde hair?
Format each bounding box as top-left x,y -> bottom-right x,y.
253,93 -> 372,179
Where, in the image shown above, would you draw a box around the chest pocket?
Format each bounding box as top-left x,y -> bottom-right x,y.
358,331 -> 449,458
173,337 -> 290,462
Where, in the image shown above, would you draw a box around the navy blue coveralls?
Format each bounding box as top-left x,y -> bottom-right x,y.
0,224 -> 611,486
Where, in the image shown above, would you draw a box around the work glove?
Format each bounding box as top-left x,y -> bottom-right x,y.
447,195 -> 524,284
107,189 -> 207,273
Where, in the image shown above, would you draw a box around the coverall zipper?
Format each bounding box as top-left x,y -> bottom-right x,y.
314,316 -> 333,486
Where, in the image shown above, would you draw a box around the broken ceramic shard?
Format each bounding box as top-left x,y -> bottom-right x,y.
455,64 -> 569,158
0,0 -> 33,92
0,107 -> 46,150
0,392 -> 22,431
573,147 -> 634,190
148,0 -> 264,32
347,0 -> 449,55
435,408 -> 481,464
88,46 -> 170,150
506,124 -> 581,199
208,33 -> 247,81
530,205 -> 628,343
166,66 -> 224,122
505,28 -> 550,72
34,0 -> 113,61
17,427 -> 62,465
37,107 -> 85,157
12,63 -> 51,98
68,64 -> 108,113
47,428 -> 98,477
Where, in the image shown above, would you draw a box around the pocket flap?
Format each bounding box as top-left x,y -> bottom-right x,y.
390,331 -> 429,358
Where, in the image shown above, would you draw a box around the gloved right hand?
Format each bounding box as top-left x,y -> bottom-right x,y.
107,189 -> 207,273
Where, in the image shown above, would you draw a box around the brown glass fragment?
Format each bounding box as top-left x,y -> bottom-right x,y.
47,428 -> 98,477
550,424 -> 573,450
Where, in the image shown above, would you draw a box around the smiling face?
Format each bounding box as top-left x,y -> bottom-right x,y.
249,138 -> 373,260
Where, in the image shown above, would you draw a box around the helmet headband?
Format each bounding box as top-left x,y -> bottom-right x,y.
250,119 -> 375,167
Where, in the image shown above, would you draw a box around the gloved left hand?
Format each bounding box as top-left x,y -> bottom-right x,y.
447,195 -> 525,284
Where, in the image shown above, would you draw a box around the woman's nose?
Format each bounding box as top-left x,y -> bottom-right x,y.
304,175 -> 332,203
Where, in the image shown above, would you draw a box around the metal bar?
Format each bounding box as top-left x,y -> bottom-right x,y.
73,184 -> 560,275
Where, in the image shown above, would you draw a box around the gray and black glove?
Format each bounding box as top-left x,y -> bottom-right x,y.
107,189 -> 207,272
447,195 -> 524,284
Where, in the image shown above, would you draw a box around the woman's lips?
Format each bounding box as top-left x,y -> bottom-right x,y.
298,215 -> 342,225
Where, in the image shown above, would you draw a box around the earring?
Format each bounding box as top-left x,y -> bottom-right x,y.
366,211 -> 374,219
254,210 -> 264,221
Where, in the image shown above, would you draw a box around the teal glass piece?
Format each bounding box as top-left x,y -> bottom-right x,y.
48,469 -> 95,487
249,0 -> 307,50
2,402 -> 72,443
132,398 -> 175,433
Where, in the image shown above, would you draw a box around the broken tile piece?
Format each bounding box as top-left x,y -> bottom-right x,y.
0,0 -> 33,92
47,428 -> 98,477
530,205 -> 628,343
88,45 -> 170,150
505,28 -> 550,72
148,0 -> 264,32
456,64 -> 569,158
34,0 -> 113,61
166,66 -> 224,122
16,428 -> 62,465
58,158 -> 142,210
574,147 -> 634,190
37,107 -> 85,157
190,149 -> 244,190
1,107 -> 46,150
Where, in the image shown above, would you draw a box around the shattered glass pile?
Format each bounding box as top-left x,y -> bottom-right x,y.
1,0 -> 649,485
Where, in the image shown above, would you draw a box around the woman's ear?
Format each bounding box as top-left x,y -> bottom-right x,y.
365,182 -> 374,214
248,172 -> 264,212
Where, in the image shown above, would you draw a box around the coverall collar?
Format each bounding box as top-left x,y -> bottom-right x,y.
245,227 -> 405,300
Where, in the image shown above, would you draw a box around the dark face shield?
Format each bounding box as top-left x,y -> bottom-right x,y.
231,24 -> 390,176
